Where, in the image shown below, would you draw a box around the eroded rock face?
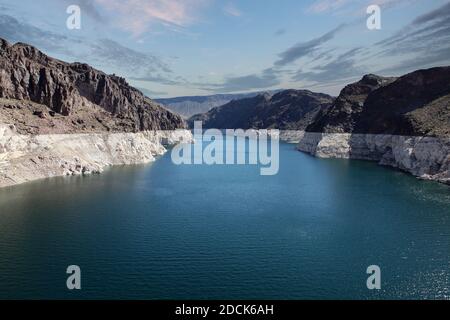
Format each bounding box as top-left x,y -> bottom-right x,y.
307,67 -> 450,137
306,74 -> 397,133
297,132 -> 450,185
0,38 -> 186,133
297,67 -> 450,184
356,67 -> 450,136
0,124 -> 193,188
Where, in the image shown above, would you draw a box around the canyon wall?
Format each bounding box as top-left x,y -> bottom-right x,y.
0,124 -> 193,188
297,132 -> 450,185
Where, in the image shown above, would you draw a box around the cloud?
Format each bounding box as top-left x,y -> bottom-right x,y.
275,24 -> 346,66
307,0 -> 419,16
412,1 -> 450,25
203,68 -> 281,93
377,2 -> 450,47
0,14 -> 175,84
308,0 -> 413,14
370,0 -> 419,10
0,14 -> 68,52
306,0 -> 350,14
377,46 -> 450,75
93,0 -> 208,35
223,2 -> 242,17
293,47 -> 364,83
130,74 -> 189,86
135,87 -> 168,97
372,1 -> 450,70
274,28 -> 286,36
89,38 -> 172,76
287,1 -> 450,90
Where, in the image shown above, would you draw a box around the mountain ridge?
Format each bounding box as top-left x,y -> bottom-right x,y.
186,67 -> 449,138
188,89 -> 335,130
0,37 -> 185,134
307,67 -> 450,137
155,90 -> 283,118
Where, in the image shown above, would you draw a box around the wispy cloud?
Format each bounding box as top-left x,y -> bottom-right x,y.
88,38 -> 172,77
136,87 -> 168,97
0,14 -> 68,52
129,73 -> 191,87
275,24 -> 346,66
94,0 -> 209,35
412,1 -> 450,24
294,47 -> 364,83
370,1 -> 450,74
0,14 -> 175,83
307,0 -> 350,14
202,68 -> 281,93
223,2 -> 242,17
307,0 -> 418,15
294,1 -> 450,86
375,2 -> 450,53
274,28 -> 286,36
369,0 -> 419,10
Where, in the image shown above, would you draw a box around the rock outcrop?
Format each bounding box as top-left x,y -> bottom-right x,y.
0,124 -> 192,188
189,90 -> 334,130
306,74 -> 397,133
307,67 -> 450,137
0,38 -> 192,188
297,132 -> 450,185
298,67 -> 450,185
0,38 -> 186,134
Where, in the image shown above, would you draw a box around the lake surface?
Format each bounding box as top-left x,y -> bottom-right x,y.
0,138 -> 449,299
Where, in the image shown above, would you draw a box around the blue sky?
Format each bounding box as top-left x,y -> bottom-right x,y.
0,0 -> 449,97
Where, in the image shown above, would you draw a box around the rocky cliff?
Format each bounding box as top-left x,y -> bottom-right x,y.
0,123 -> 192,188
0,38 -> 185,134
298,67 -> 450,185
189,90 -> 334,130
297,132 -> 449,185
0,38 -> 192,188
307,67 -> 450,137
306,74 -> 397,133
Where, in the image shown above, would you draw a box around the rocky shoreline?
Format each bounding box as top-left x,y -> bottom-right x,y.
253,130 -> 449,185
295,131 -> 450,185
0,124 -> 193,188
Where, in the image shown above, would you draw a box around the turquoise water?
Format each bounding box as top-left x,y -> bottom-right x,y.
0,139 -> 449,299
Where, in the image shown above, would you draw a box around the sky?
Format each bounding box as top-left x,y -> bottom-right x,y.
0,0 -> 449,97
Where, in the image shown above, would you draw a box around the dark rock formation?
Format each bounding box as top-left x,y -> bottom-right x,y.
188,90 -> 334,130
0,38 -> 185,133
306,74 -> 397,133
156,91 -> 281,118
307,67 -> 450,137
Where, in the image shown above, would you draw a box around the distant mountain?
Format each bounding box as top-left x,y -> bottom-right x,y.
307,67 -> 450,137
188,90 -> 334,130
0,38 -> 185,134
155,91 -> 282,118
